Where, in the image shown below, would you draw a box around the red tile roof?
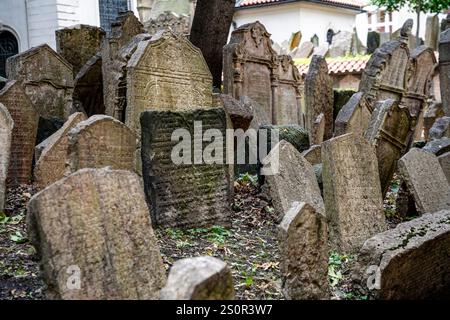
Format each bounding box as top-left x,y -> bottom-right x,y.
238,0 -> 367,10
296,55 -> 370,76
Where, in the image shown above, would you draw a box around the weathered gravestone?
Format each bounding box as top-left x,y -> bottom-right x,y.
214,94 -> 254,131
145,0 -> 196,21
223,22 -> 278,124
367,31 -> 380,54
145,11 -> 191,35
353,210 -> 450,299
34,112 -> 87,190
141,108 -> 231,228
424,102 -> 444,140
438,152 -> 450,185
364,99 -> 413,196
425,14 -> 440,51
439,29 -> 450,116
329,31 -> 354,58
279,202 -> 329,300
312,46 -> 328,57
27,167 -> 166,299
291,42 -> 314,59
126,30 -> 213,132
73,53 -> 105,117
262,141 -> 324,222
102,12 -> 145,120
0,103 -> 13,212
322,133 -> 386,252
160,257 -> 235,300
305,55 -> 333,141
398,148 -> 450,214
429,116 -> 450,140
273,55 -> 302,125
0,81 -> 39,186
422,137 -> 450,156
335,92 -> 371,137
6,44 -> 74,120
67,115 -> 136,174
301,145 -> 321,166
56,25 -> 106,75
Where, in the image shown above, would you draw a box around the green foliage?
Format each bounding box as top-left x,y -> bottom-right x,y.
371,0 -> 449,13
328,252 -> 354,288
237,173 -> 258,187
10,231 -> 27,244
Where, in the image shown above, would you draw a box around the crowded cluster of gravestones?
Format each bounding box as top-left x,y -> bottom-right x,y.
0,12 -> 450,300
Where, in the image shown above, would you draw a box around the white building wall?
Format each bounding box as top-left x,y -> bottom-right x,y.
26,0 -> 59,49
0,0 -> 29,51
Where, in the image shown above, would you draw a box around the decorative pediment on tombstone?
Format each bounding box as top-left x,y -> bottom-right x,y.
145,11 -> 191,35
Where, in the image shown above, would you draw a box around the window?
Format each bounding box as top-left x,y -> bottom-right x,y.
0,31 -> 19,78
99,0 -> 130,35
367,9 -> 394,34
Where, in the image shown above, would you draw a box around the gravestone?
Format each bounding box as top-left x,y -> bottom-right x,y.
34,112 -> 87,190
215,94 -> 253,131
0,81 -> 39,186
0,103 -> 13,212
126,30 -> 213,132
289,31 -> 302,51
424,102 -> 445,140
145,11 -> 191,35
67,115 -> 136,174
438,152 -> 450,184
398,148 -> 450,214
322,133 -> 386,252
310,113 -> 325,145
429,116 -> 450,140
223,22 -> 278,124
334,92 -> 371,137
312,46 -> 328,57
73,53 -> 105,117
365,99 -> 413,196
274,55 -> 302,125
439,29 -> 450,116
422,137 -> 450,156
141,108 -> 231,228
301,145 -> 321,166
56,25 -> 106,75
146,0 -> 195,20
160,257 -> 235,300
292,42 -> 314,59
6,44 -> 74,120
27,167 -> 166,299
329,31 -> 354,57
262,141 -> 324,222
279,202 -> 328,300
367,31 -> 380,54
311,35 -> 319,47
353,210 -> 450,299
305,55 -> 334,140
425,15 -> 439,51
102,12 -> 145,119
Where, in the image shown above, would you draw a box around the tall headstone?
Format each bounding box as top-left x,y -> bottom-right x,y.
141,108 -> 231,228
126,30 -> 213,132
425,15 -> 439,51
398,148 -> 450,214
34,112 -> 87,190
273,55 -> 302,125
353,210 -> 450,299
73,53 -> 105,117
102,12 -> 145,120
0,81 -> 39,186
67,115 -> 136,174
322,133 -> 386,252
27,167 -> 166,299
262,141 -> 324,222
223,22 -> 278,124
439,29 -> 450,116
365,99 -> 414,196
279,202 -> 329,300
6,44 -> 74,120
0,103 -> 13,212
305,55 -> 333,141
160,257 -> 235,300
56,25 -> 106,75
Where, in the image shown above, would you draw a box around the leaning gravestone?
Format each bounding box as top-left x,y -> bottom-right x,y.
279,202 -> 329,300
365,99 -> 413,196
6,44 -> 74,120
73,53 -> 104,117
438,152 -> 450,184
223,22 -> 278,124
141,108 -> 231,228
102,12 -> 145,119
422,137 -> 450,156
429,116 -> 450,140
34,112 -> 87,190
329,31 -> 354,57
439,29 -> 450,116
27,167 -> 166,299
353,210 -> 450,299
305,55 -> 333,141
334,92 -> 371,137
425,15 -> 439,51
56,25 -> 106,75
398,148 -> 450,214
262,141 -> 324,222
291,42 -> 314,59
67,115 -> 136,174
0,103 -> 13,212
126,30 -> 213,132
0,81 -> 39,186
322,133 -> 386,252
160,257 -> 235,300
273,55 -> 302,125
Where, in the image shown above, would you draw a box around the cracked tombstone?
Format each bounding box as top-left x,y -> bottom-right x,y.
27,167 -> 166,299
160,256 -> 235,300
0,103 -> 13,212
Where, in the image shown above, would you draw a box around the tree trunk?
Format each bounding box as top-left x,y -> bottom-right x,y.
190,0 -> 236,90
416,7 -> 421,48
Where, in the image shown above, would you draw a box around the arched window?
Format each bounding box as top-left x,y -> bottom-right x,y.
0,30 -> 19,78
